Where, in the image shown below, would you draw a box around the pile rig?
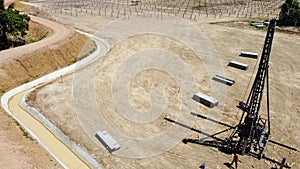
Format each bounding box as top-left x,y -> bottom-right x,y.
227,18 -> 276,158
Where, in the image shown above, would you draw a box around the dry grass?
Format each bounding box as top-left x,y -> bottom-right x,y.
25,21 -> 51,44
13,0 -> 28,9
0,25 -> 96,167
0,33 -> 95,93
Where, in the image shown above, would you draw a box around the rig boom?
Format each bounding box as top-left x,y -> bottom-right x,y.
227,18 -> 276,158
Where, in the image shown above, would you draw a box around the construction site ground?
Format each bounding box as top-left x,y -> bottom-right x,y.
28,7 -> 300,169
0,1 -> 97,168
0,0 -> 299,168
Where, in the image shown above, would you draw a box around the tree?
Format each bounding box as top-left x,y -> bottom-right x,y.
0,1 -> 30,50
278,0 -> 300,26
0,0 -> 4,10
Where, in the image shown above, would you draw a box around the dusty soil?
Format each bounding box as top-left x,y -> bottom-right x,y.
25,21 -> 51,44
0,33 -> 95,93
0,33 -> 95,169
0,108 -> 62,169
0,1 -> 96,168
197,21 -> 300,167
1,0 -> 297,168
28,13 -> 300,169
4,0 -> 15,7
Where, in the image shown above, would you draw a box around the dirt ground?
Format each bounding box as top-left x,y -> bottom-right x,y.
1,0 -> 298,168
28,9 -> 300,169
0,33 -> 95,169
0,1 -> 97,168
25,21 -> 50,44
0,107 -> 62,169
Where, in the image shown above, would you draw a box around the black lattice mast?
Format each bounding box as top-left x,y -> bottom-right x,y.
228,18 -> 276,158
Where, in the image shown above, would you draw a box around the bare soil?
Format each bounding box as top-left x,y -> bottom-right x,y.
1,0 -> 299,168
29,14 -> 300,169
0,2 -> 96,166
0,33 -> 95,93
0,107 -> 62,169
25,21 -> 51,44
0,32 -> 95,169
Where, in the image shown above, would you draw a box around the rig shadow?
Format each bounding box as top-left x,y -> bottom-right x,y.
164,112 -> 234,155
164,112 -> 294,168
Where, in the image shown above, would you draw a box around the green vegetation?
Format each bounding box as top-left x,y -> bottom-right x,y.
15,120 -> 34,140
23,79 -> 29,84
278,0 -> 300,26
0,89 -> 5,94
29,31 -> 49,44
76,41 -> 97,62
0,0 -> 30,50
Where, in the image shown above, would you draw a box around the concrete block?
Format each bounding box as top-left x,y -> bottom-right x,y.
228,61 -> 248,70
213,75 -> 235,86
239,51 -> 258,59
96,130 -> 120,153
192,92 -> 218,108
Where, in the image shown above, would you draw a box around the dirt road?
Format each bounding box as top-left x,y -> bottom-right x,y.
7,90 -> 90,169
0,1 -> 88,168
0,15 -> 74,62
1,29 -> 108,169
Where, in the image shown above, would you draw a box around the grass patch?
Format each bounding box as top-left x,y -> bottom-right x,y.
28,31 -> 49,44
23,79 -> 29,84
0,89 -> 5,94
74,40 -> 97,63
14,120 -> 34,141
